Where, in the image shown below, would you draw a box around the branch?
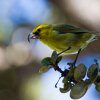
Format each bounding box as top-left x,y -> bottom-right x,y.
39,51 -> 100,99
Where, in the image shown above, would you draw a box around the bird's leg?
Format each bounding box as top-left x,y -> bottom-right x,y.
57,47 -> 71,56
73,48 -> 82,66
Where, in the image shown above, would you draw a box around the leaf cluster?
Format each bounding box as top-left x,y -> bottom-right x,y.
39,51 -> 100,99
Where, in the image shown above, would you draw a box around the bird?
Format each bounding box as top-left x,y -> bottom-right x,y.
28,24 -> 96,64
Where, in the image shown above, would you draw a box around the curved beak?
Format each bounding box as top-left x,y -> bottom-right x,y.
27,32 -> 37,43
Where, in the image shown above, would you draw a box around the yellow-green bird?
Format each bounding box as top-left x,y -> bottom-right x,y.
28,24 -> 96,56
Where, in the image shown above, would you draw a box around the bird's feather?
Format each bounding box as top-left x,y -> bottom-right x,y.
53,24 -> 90,34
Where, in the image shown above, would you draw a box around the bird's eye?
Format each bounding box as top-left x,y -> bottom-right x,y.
35,29 -> 41,36
37,29 -> 41,33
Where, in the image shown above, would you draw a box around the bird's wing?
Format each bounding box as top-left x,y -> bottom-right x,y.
53,24 -> 90,34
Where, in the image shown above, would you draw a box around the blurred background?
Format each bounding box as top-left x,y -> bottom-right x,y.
0,0 -> 100,100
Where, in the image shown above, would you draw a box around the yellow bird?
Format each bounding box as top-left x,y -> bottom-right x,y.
28,24 -> 96,54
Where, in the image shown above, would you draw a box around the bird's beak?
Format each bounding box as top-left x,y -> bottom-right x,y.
28,32 -> 37,43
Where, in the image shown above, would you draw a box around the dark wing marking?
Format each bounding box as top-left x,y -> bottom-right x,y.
53,24 -> 90,34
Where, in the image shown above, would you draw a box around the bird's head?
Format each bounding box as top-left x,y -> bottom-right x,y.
28,24 -> 52,42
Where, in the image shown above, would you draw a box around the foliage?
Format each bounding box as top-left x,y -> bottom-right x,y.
39,51 -> 100,99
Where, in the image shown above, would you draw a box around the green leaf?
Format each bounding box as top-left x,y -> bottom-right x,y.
56,56 -> 62,64
59,88 -> 67,93
39,66 -> 51,73
41,57 -> 52,66
94,75 -> 100,92
62,77 -> 68,83
84,79 -> 92,86
87,64 -> 98,81
74,64 -> 87,81
95,83 -> 100,92
62,70 -> 69,83
70,81 -> 88,99
59,82 -> 70,93
51,51 -> 58,61
67,68 -> 75,82
94,75 -> 100,85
